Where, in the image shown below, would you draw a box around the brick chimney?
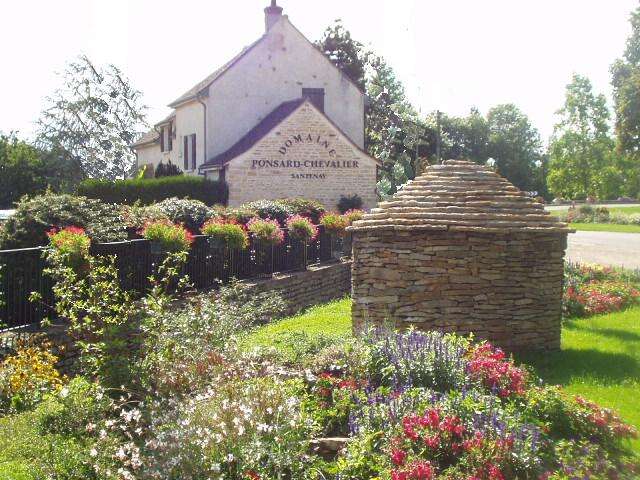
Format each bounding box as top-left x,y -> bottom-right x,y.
264,0 -> 283,31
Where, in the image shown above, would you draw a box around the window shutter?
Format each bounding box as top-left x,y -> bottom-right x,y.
184,136 -> 189,170
167,122 -> 173,151
191,134 -> 197,170
160,127 -> 165,152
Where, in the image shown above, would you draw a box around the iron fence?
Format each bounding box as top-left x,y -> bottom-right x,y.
0,226 -> 339,331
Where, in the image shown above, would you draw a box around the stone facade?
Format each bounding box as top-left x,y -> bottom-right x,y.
1,261 -> 352,373
349,160 -> 573,351
226,101 -> 379,210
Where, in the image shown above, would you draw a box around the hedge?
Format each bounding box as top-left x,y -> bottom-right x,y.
77,176 -> 228,206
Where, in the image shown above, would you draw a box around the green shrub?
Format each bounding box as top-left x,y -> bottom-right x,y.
242,199 -> 295,225
35,377 -> 110,437
141,220 -> 194,253
120,203 -> 169,233
77,175 -> 228,206
0,192 -> 127,249
201,219 -> 249,250
154,160 -> 183,178
337,194 -> 363,213
219,205 -> 259,225
320,212 -> 348,236
247,217 -> 284,246
154,197 -> 214,232
278,198 -> 326,223
285,215 -> 318,242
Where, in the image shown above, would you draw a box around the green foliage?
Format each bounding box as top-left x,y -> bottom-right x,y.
276,198 -> 326,223
611,5 -> 640,198
0,133 -> 82,209
285,215 -> 318,242
316,20 -> 368,90
141,220 -> 194,253
486,103 -> 544,192
246,217 -> 285,245
77,175 -> 228,206
0,192 -> 126,249
548,74 -> 619,200
0,340 -> 65,413
153,197 -> 214,232
139,280 -> 285,394
47,226 -> 91,273
201,219 -> 249,250
154,160 -> 183,177
320,212 -> 348,236
36,55 -> 147,181
242,199 -> 295,224
35,377 -> 110,437
337,194 -> 363,213
44,252 -> 140,388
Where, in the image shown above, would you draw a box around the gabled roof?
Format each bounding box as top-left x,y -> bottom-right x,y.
349,160 -> 574,234
168,15 -> 364,109
200,98 -> 305,169
131,129 -> 159,148
200,98 -> 380,170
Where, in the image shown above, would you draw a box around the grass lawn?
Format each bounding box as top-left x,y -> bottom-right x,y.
247,300 -> 640,452
549,206 -> 640,215
568,222 -> 640,233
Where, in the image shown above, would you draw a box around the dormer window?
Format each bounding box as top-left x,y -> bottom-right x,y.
302,88 -> 325,112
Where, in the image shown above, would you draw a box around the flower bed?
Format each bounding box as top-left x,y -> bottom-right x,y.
564,263 -> 640,317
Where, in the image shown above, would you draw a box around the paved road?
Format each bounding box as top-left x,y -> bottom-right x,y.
566,231 -> 640,269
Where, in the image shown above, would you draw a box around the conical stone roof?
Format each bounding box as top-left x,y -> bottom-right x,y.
349,160 -> 573,233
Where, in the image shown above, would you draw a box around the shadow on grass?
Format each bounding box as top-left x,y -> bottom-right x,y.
517,348 -> 639,385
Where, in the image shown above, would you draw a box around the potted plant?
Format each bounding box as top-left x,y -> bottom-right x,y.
140,220 -> 194,255
285,215 -> 318,270
201,218 -> 249,251
46,226 -> 91,274
320,212 -> 348,260
246,217 -> 284,277
342,209 -> 365,256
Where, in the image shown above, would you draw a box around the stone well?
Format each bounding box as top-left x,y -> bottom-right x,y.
349,160 -> 573,351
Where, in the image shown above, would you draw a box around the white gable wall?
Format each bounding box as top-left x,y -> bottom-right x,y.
202,17 -> 364,166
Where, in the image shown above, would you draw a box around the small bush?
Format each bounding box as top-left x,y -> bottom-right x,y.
285,215 -> 318,242
247,218 -> 284,246
154,197 -> 214,232
242,200 -> 295,225
201,219 -> 249,250
0,340 -> 65,413
154,160 -> 183,178
141,220 -> 194,253
120,203 -> 169,234
0,192 -> 127,249
338,194 -> 363,213
320,212 -> 348,236
278,198 -> 326,223
219,206 -> 259,225
77,175 -> 228,206
344,208 -> 365,225
35,376 -> 110,437
46,226 -> 91,272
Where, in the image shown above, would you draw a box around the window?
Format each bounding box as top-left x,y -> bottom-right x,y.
183,134 -> 197,170
302,88 -> 325,112
160,122 -> 173,152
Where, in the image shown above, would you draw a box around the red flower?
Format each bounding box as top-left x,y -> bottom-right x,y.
244,470 -> 260,480
391,471 -> 409,480
391,448 -> 407,466
407,460 -> 434,480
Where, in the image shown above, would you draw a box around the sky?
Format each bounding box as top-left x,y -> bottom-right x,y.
0,0 -> 637,144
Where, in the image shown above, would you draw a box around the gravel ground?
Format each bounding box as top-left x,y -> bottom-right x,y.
566,231 -> 640,270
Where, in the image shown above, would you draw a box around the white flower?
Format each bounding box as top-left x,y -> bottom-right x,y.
226,453 -> 234,463
59,387 -> 69,398
90,448 -> 98,457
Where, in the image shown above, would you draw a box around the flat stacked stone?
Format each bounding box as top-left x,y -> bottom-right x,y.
349,160 -> 573,351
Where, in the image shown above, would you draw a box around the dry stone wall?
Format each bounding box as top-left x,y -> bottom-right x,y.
349,160 -> 572,351
351,230 -> 566,350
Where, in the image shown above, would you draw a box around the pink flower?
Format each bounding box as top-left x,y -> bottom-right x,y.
391,448 -> 407,466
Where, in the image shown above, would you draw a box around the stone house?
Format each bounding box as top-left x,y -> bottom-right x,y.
132,1 -> 380,210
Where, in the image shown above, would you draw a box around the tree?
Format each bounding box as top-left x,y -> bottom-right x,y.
0,132 -> 82,208
316,20 -> 368,90
486,104 -> 543,192
548,74 -> 616,199
610,5 -> 640,198
36,55 -> 147,181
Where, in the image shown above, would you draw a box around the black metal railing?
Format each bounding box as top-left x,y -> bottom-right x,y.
0,226 -> 340,330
